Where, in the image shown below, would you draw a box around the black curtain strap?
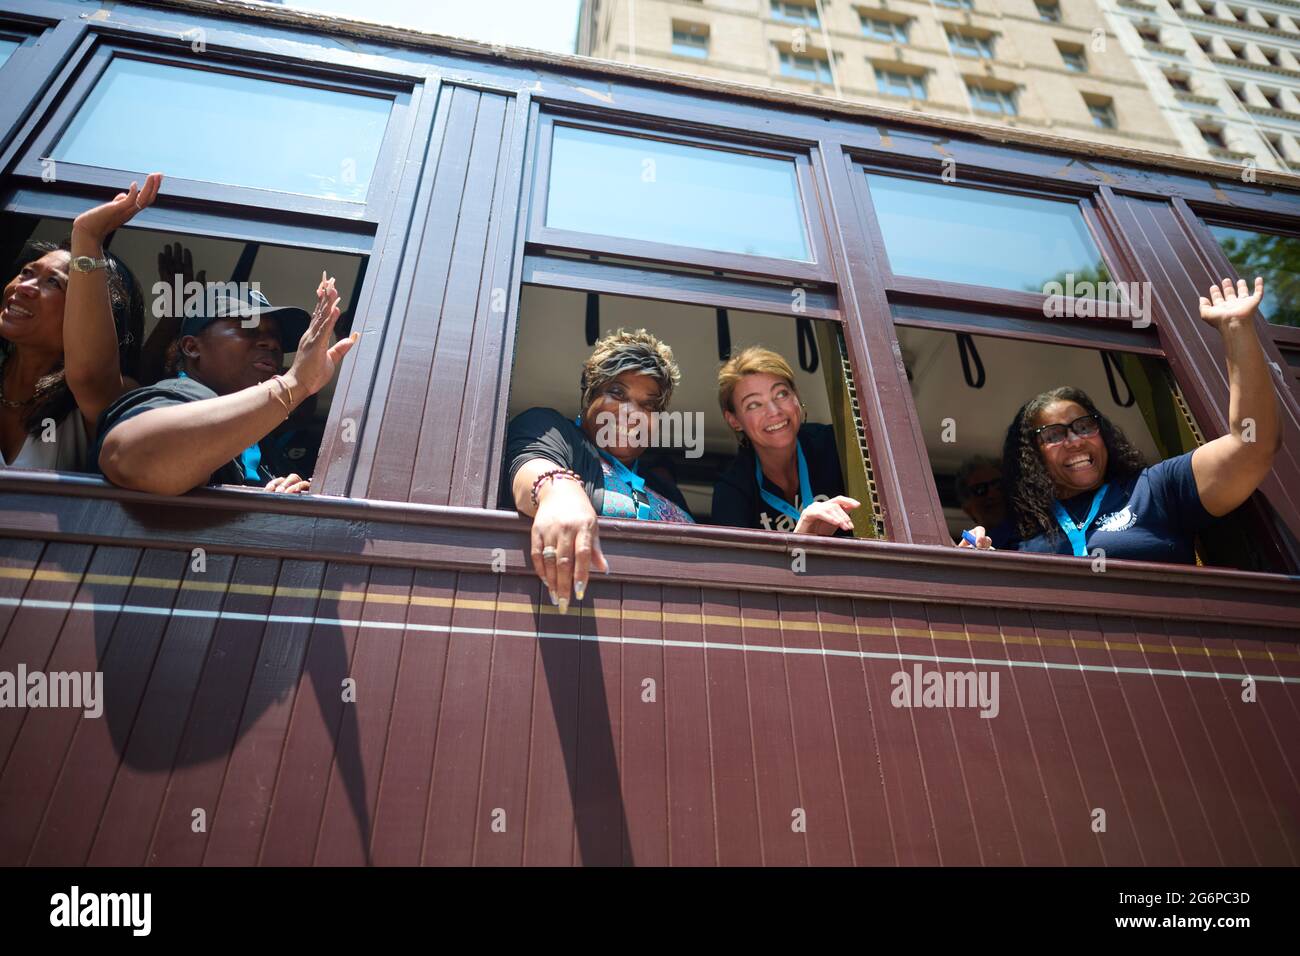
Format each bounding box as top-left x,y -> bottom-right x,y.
956,332 -> 985,390
716,308 -> 731,361
585,292 -> 599,347
796,317 -> 819,373
1101,351 -> 1136,408
230,241 -> 260,284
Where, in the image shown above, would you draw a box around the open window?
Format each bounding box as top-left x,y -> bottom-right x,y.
2,211 -> 365,481
897,326 -> 1278,569
501,281 -> 884,537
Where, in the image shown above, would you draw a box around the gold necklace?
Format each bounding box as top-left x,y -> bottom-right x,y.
0,356 -> 39,409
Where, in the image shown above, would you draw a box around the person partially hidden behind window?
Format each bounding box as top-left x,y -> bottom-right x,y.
1,174 -> 158,471
960,276 -> 1281,563
95,273 -> 357,495
953,455 -> 1018,550
503,328 -> 694,613
711,346 -> 859,536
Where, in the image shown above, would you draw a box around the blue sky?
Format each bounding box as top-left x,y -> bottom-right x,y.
287,0 -> 583,54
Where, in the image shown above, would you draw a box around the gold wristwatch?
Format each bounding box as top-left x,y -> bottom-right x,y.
70,255 -> 110,273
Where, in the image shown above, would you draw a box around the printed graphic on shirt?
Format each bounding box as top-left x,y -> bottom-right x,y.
757,493 -> 831,532
1095,505 -> 1136,533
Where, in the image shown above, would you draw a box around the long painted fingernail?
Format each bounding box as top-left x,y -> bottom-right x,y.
549,590 -> 558,606
557,597 -> 569,615
575,582 -> 586,601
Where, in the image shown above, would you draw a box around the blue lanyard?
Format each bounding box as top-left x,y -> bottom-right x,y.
178,370 -> 263,482
576,415 -> 652,520
1051,483 -> 1109,557
755,441 -> 814,524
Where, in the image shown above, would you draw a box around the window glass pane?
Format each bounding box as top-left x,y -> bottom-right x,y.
1209,225 -> 1300,326
0,37 -> 19,69
51,58 -> 393,201
547,125 -> 811,260
866,175 -> 1109,291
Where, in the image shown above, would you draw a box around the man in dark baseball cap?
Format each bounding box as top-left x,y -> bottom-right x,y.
178,284 -> 311,347
95,272 -> 357,495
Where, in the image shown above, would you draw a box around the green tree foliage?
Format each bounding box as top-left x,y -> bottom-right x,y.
1214,229 -> 1300,328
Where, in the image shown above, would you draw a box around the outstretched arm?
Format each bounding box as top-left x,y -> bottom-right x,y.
99,276 -> 356,495
63,173 -> 162,433
1190,277 -> 1282,517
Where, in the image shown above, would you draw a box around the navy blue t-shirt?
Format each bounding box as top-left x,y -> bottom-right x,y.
1017,451 -> 1213,564
711,422 -> 847,533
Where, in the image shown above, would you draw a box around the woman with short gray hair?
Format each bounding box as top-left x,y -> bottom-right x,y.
503,328 -> 694,612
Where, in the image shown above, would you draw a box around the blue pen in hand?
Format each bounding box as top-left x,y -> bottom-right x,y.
961,530 -> 980,547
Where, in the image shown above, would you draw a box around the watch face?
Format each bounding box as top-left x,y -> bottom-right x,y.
71,256 -> 99,272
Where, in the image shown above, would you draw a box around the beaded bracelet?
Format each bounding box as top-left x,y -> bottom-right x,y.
531,468 -> 582,508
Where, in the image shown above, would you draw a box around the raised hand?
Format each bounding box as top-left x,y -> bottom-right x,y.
73,172 -> 163,243
1199,276 -> 1264,331
157,240 -> 205,288
284,272 -> 358,397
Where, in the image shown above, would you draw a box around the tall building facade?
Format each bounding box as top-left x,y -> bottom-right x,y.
1097,0 -> 1300,170
577,0 -> 1182,154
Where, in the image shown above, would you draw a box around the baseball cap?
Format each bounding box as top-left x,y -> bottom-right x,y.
178,286 -> 311,350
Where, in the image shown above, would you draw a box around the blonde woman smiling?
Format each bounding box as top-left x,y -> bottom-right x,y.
712,346 -> 859,536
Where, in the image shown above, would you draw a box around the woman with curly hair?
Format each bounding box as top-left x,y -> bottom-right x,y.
503,328 -> 694,611
961,276 -> 1282,564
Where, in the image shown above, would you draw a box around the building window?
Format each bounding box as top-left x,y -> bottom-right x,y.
865,173 -> 1107,292
1137,25 -> 1161,44
49,57 -> 393,202
1193,35 -> 1213,53
1165,71 -> 1192,92
770,0 -> 820,26
1261,87 -> 1284,110
948,28 -> 995,59
1200,126 -> 1227,149
1225,41 -> 1246,59
935,0 -> 974,8
1226,5 -> 1245,21
861,15 -> 910,43
1209,225 -> 1300,326
1057,42 -> 1087,72
545,124 -> 812,261
1086,97 -> 1117,129
966,82 -> 1017,115
1261,11 -> 1280,29
778,48 -> 834,83
874,67 -> 926,99
1036,2 -> 1061,22
671,22 -> 709,59
1260,47 -> 1281,67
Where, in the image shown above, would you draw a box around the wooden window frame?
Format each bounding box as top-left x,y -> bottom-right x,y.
528,112 -> 834,284
8,32 -> 419,224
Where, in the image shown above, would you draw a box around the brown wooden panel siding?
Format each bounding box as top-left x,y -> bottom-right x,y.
313,564 -> 411,866
362,85 -> 518,506
26,546 -> 176,866
257,562 -> 372,866
0,544 -> 134,865
369,568 -> 457,865
88,551 -> 238,866
137,554 -> 280,867
0,548 -> 1297,866
660,585 -> 717,866
203,559 -> 328,867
